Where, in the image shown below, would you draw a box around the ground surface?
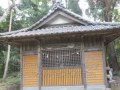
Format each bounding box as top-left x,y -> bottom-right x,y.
0,76 -> 20,90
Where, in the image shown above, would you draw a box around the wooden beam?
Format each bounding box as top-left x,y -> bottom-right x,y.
81,36 -> 87,89
22,51 -> 37,55
105,35 -> 120,45
102,40 -> 108,87
38,43 -> 42,90
20,45 -> 23,90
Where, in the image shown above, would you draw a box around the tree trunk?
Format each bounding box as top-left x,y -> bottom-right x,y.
3,45 -> 11,80
52,0 -> 56,5
3,10 -> 13,80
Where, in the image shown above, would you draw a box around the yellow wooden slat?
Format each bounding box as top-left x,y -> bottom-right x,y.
85,51 -> 104,84
42,68 -> 82,86
23,55 -> 38,87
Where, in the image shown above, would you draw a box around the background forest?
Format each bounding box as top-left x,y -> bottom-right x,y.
0,0 -> 120,89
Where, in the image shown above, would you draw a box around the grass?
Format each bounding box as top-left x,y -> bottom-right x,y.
0,72 -> 20,90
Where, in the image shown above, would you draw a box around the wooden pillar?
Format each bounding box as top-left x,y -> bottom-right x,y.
38,44 -> 42,90
102,40 -> 108,87
20,45 -> 23,90
81,36 -> 87,89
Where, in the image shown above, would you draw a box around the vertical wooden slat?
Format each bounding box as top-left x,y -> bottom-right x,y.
23,55 -> 38,86
81,36 -> 87,89
85,51 -> 104,84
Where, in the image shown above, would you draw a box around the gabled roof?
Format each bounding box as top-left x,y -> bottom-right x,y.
25,2 -> 95,30
0,1 -> 120,44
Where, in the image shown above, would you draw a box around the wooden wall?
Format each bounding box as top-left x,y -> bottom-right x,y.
42,68 -> 82,86
23,55 -> 38,87
84,36 -> 102,50
22,54 -> 82,87
21,36 -> 105,87
22,50 -> 105,87
85,51 -> 104,84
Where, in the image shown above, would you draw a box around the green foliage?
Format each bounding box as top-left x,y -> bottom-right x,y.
6,76 -> 20,85
31,0 -> 41,5
0,7 -> 9,32
0,0 -> 50,79
0,7 -> 4,16
112,9 -> 120,22
68,0 -> 82,15
0,44 -> 7,78
0,72 -> 20,84
115,38 -> 120,67
8,47 -> 20,74
86,0 -> 120,21
18,0 -> 49,26
113,71 -> 120,77
0,72 -> 20,90
86,0 -> 105,21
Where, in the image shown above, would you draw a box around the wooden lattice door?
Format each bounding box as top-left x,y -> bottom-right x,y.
41,48 -> 82,86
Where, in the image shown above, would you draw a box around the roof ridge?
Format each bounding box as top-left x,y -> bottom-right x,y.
51,1 -> 65,11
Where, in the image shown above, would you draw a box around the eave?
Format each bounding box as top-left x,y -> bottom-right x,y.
0,25 -> 120,45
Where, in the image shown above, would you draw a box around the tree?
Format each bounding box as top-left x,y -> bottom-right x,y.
18,0 -> 49,26
3,9 -> 13,80
0,0 -> 20,23
0,0 -> 50,79
68,0 -> 82,15
0,0 -> 22,79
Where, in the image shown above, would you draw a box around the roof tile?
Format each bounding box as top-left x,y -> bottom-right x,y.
1,25 -> 120,39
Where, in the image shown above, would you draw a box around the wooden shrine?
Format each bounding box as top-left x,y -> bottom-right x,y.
0,2 -> 120,90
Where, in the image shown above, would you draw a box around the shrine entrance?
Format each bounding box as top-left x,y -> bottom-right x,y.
41,48 -> 82,86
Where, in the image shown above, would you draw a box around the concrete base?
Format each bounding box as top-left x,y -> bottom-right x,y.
23,87 -> 39,90
87,85 -> 106,90
42,86 -> 84,90
23,85 -> 107,90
